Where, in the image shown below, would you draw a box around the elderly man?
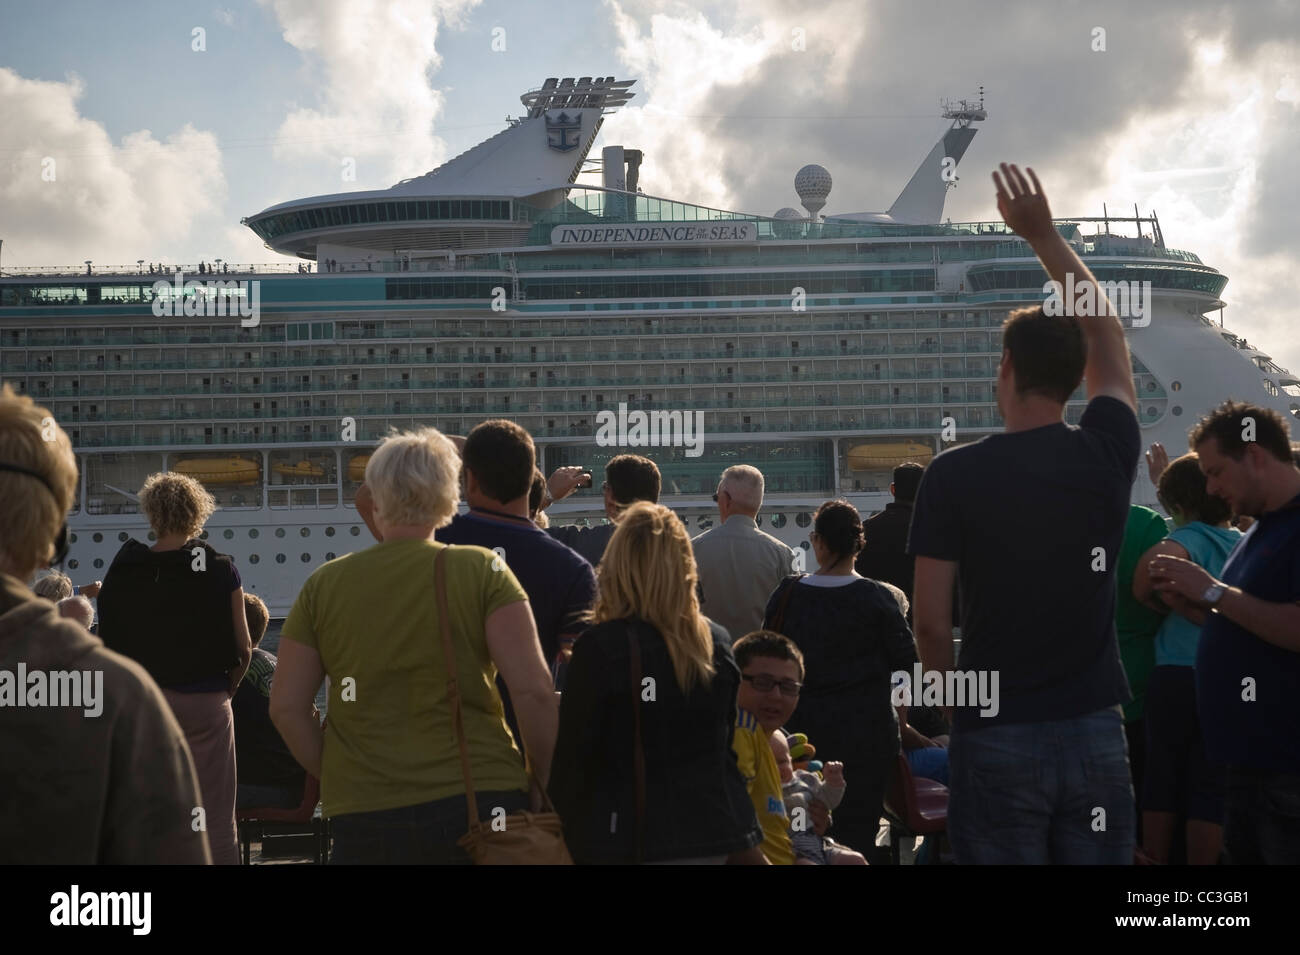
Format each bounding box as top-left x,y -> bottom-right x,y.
692,465 -> 792,641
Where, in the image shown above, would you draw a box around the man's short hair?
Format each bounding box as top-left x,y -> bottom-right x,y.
892,463 -> 924,503
1189,400 -> 1293,464
463,419 -> 535,504
606,454 -> 661,505
243,592 -> 270,647
33,571 -> 74,602
1001,305 -> 1087,404
719,464 -> 764,512
57,595 -> 95,630
0,384 -> 78,575
1157,452 -> 1231,526
733,629 -> 805,681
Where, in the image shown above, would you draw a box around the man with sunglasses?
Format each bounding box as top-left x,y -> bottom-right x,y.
693,466 -> 792,641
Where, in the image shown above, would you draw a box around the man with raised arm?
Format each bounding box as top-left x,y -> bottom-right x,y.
908,165 -> 1140,864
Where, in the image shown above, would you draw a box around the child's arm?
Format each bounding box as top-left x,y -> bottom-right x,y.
818,762 -> 847,811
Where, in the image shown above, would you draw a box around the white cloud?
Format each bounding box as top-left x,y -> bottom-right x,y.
259,0 -> 481,188
597,0 -> 867,211
0,67 -> 228,267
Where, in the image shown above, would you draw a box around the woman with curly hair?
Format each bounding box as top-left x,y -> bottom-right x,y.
98,471 -> 252,865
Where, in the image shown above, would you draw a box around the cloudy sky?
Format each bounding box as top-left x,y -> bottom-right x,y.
2,0 -> 1298,370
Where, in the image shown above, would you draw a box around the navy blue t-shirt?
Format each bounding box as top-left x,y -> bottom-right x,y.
907,396 -> 1139,730
436,510 -> 596,664
1197,492 -> 1300,772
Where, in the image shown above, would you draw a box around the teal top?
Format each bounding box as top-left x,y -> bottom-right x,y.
1154,522 -> 1242,667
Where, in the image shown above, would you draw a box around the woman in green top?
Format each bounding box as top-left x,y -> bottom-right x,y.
1133,452 -> 1240,865
271,427 -> 558,864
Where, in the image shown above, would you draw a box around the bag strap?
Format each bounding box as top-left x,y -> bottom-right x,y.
627,621 -> 646,864
435,546 -> 483,832
768,574 -> 805,634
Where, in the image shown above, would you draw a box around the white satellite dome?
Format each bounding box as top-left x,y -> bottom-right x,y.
794,164 -> 831,218
772,207 -> 805,238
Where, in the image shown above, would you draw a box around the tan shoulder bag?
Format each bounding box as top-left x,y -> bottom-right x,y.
435,546 -> 573,865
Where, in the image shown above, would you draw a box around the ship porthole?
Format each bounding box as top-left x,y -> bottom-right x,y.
771,513 -> 787,528
275,528 -> 286,538
326,527 -> 335,537
325,552 -> 336,561
350,527 -> 361,536
795,512 -> 812,528
249,554 -> 259,564
93,558 -> 104,569
68,559 -> 79,569
223,529 -> 234,539
118,532 -> 129,542
300,527 -> 310,537
1171,381 -> 1182,392
1172,406 -> 1183,416
92,532 -> 103,543
276,554 -> 286,563
249,528 -> 259,539
301,553 -> 310,562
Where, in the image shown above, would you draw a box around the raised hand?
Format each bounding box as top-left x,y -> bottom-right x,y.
1146,442 -> 1170,486
546,466 -> 589,504
992,163 -> 1055,242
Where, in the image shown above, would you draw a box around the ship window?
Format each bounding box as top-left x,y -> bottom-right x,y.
275,527 -> 286,538
1172,406 -> 1182,416
795,512 -> 812,528
249,554 -> 259,564
68,559 -> 79,569
93,559 -> 104,569
770,513 -> 787,528
249,528 -> 259,538
326,552 -> 336,561
118,532 -> 128,542
147,532 -> 156,542
350,526 -> 361,536
300,527 -> 310,537
223,529 -> 234,539
93,532 -> 103,543
301,553 -> 311,562
276,554 -> 286,564
1171,381 -> 1181,392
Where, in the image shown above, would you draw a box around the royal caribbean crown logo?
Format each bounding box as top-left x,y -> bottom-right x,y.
545,111 -> 582,152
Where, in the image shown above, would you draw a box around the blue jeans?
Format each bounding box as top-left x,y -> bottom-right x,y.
948,706 -> 1134,864
330,790 -> 529,865
1223,767 -> 1300,865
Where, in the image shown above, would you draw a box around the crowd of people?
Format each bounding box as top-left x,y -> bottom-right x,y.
2,164 -> 1299,865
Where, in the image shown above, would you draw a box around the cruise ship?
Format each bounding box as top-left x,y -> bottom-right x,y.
3,76 -> 1298,616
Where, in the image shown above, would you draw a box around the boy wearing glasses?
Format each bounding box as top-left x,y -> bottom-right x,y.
729,631 -> 812,865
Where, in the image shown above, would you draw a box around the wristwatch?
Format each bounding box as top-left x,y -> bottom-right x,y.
1201,583 -> 1226,609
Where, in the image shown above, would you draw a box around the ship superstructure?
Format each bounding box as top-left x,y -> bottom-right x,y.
3,77 -> 1297,614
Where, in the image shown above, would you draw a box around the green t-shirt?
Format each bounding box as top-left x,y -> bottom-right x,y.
281,539 -> 530,816
1114,505 -> 1170,723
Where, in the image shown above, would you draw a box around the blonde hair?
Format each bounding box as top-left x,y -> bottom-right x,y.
0,384 -> 77,576
33,570 -> 74,601
141,472 -> 216,539
365,426 -> 461,528
588,502 -> 715,693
